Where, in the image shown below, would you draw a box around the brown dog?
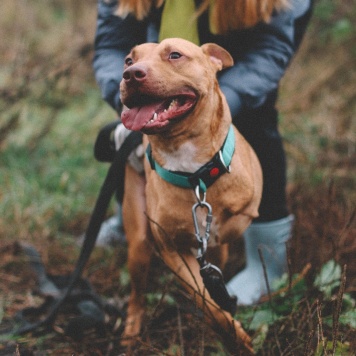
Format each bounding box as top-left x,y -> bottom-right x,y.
120,38 -> 262,353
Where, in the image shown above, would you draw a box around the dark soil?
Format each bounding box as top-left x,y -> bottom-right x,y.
0,180 -> 355,355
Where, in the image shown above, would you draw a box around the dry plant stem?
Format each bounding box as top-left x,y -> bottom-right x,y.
149,277 -> 175,321
198,307 -> 205,356
316,300 -> 327,355
281,337 -> 293,356
337,209 -> 356,251
177,305 -> 185,356
259,263 -> 312,303
258,246 -> 272,303
28,109 -> 60,153
332,264 -> 347,354
135,339 -> 172,356
105,341 -> 114,356
304,329 -> 315,356
287,243 -> 293,292
258,247 -> 283,354
0,112 -> 20,147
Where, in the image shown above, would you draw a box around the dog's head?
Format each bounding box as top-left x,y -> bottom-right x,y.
120,38 -> 233,134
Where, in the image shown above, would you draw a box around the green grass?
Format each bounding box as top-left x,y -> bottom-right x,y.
0,87 -> 116,241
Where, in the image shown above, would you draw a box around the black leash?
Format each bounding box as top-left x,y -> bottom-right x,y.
10,131 -> 142,336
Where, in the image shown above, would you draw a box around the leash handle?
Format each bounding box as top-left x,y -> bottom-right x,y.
200,263 -> 237,316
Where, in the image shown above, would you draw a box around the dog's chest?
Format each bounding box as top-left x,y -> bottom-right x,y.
157,142 -> 202,173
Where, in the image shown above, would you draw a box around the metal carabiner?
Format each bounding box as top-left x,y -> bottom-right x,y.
192,200 -> 213,262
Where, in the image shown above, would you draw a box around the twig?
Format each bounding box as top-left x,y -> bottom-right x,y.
0,273 -> 21,283
177,305 -> 185,356
332,264 -> 347,354
259,263 -> 312,303
287,241 -> 293,293
316,300 -> 327,355
148,272 -> 176,322
258,247 -> 273,305
0,111 -> 21,147
303,329 -> 315,356
258,247 -> 283,354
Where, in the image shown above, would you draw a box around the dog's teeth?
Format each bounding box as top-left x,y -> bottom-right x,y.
149,112 -> 158,123
168,99 -> 178,110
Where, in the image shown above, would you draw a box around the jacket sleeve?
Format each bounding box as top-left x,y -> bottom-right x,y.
218,0 -> 311,117
93,0 -> 147,112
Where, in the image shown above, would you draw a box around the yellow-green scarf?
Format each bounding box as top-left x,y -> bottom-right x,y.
159,0 -> 200,45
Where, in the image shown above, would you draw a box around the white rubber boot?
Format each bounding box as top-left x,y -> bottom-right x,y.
77,204 -> 126,248
96,203 -> 126,247
226,215 -> 294,305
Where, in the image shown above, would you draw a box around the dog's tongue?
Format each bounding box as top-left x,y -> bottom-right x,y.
121,103 -> 159,131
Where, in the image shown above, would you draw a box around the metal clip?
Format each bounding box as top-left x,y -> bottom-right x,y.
194,185 -> 206,204
192,199 -> 213,264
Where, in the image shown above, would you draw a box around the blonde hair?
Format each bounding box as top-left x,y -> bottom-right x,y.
116,0 -> 289,32
116,0 -> 163,20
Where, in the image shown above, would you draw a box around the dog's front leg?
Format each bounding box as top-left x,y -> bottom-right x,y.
160,250 -> 254,354
122,164 -> 152,344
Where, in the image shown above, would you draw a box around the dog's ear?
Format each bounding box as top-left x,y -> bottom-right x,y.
201,43 -> 234,71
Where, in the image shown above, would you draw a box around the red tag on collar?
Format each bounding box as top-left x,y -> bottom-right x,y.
209,167 -> 220,177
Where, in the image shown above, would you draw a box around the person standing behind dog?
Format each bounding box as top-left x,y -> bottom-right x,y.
92,0 -> 313,305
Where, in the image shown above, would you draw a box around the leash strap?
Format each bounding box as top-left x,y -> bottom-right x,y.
11,131 -> 142,336
199,263 -> 237,315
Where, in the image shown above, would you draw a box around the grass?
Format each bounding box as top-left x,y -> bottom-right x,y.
0,88 -> 114,242
0,0 -> 355,354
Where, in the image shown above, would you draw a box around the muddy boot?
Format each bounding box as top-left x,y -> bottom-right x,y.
227,215 -> 294,305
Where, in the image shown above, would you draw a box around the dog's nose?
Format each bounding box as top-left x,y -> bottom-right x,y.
123,65 -> 147,83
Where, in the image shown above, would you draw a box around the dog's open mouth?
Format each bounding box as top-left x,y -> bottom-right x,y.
121,92 -> 197,133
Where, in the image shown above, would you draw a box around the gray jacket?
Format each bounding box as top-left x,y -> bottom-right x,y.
93,0 -> 311,115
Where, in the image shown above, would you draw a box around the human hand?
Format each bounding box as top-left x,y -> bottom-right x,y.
113,123 -> 144,174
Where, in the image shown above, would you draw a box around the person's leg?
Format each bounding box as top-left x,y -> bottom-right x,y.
227,215 -> 294,305
226,2 -> 314,303
227,90 -> 294,305
239,90 -> 289,222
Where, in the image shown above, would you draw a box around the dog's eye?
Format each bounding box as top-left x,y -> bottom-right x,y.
125,57 -> 133,66
169,52 -> 182,60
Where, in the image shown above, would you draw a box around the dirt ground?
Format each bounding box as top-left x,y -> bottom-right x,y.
0,180 -> 355,355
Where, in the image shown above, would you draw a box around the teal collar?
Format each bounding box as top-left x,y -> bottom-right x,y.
145,125 -> 235,193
